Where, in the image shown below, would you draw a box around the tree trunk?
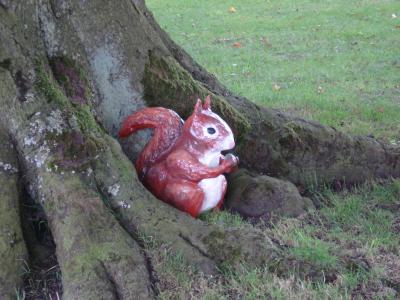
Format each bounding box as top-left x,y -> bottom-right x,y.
0,0 -> 398,298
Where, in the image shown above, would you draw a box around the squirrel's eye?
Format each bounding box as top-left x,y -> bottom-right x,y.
207,127 -> 216,134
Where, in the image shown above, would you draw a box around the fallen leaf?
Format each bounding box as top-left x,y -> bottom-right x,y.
273,83 -> 281,91
377,107 -> 385,113
228,6 -> 237,13
243,71 -> 252,78
260,36 -> 272,47
392,13 -> 397,19
232,42 -> 242,48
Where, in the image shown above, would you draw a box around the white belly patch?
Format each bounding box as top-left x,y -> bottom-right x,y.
198,175 -> 226,213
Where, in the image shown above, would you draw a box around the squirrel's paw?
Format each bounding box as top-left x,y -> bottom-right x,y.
222,153 -> 239,172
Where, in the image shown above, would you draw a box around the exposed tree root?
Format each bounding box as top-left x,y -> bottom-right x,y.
31,174 -> 153,299
225,169 -> 314,222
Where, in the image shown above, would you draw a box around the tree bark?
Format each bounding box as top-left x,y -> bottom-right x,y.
0,0 -> 399,298
0,128 -> 27,299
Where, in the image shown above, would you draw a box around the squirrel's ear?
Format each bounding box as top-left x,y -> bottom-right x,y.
194,99 -> 202,114
203,95 -> 211,110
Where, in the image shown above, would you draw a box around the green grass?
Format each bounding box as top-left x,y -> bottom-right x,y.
321,192 -> 398,253
199,210 -> 246,228
147,0 -> 400,142
146,0 -> 400,298
289,230 -> 339,268
265,182 -> 400,298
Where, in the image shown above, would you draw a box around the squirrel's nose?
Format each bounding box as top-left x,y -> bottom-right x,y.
224,135 -> 235,150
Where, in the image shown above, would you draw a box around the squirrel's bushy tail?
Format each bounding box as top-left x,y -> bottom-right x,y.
119,107 -> 183,175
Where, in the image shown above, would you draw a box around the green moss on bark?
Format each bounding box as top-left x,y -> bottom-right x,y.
46,131 -> 104,172
35,60 -> 101,135
35,60 -> 69,107
49,56 -> 91,105
143,53 -> 250,141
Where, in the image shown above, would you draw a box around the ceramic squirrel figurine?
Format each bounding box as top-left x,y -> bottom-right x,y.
119,96 -> 239,217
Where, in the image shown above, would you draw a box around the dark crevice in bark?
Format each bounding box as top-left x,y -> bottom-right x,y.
15,70 -> 30,102
48,0 -> 60,19
128,0 -> 142,16
0,58 -> 11,70
14,129 -> 62,299
178,233 -> 213,261
135,237 -> 161,296
99,260 -> 122,300
0,1 -> 8,10
92,174 -> 159,296
20,187 -> 63,299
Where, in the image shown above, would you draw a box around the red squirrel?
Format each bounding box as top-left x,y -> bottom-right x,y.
119,96 -> 239,217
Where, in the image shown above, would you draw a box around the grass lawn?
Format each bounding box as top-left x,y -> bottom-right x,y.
146,0 -> 400,299
148,0 -> 400,143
